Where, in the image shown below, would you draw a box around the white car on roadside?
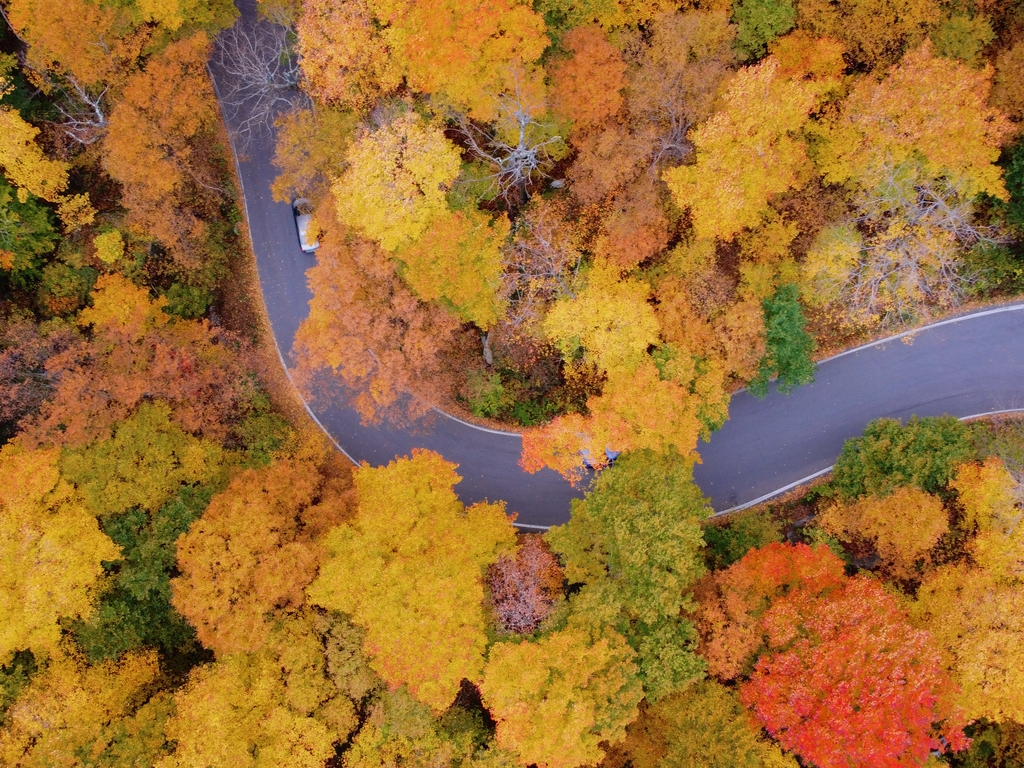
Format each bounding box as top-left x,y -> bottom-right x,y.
292,198 -> 320,253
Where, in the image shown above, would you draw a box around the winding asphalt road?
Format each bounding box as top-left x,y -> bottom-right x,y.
212,5 -> 1024,527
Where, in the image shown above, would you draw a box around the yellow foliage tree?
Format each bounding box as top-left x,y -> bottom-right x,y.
333,112 -> 462,252
543,261 -> 660,379
396,209 -> 510,329
817,40 -> 1013,200
0,445 -> 120,664
817,486 -> 949,579
951,457 -> 1024,579
913,564 -> 1024,724
663,57 -> 818,241
0,74 -> 94,230
157,614 -> 352,768
0,648 -> 161,766
480,627 -> 643,768
306,450 -> 516,712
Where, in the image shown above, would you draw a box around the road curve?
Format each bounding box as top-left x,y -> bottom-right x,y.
212,4 -> 1024,527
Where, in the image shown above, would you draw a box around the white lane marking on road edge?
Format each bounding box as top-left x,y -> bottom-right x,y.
713,408 -> 1024,516
431,406 -> 521,437
209,64 -> 360,469
512,522 -> 553,531
819,302 -> 1024,364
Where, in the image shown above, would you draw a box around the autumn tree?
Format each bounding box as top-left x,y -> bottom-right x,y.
396,209 -> 509,329
487,534 -> 564,634
811,42 -> 1013,322
913,563 -> 1024,724
157,612 -> 363,768
102,33 -> 226,273
694,542 -> 848,680
795,0 -> 940,69
271,106 -> 358,204
293,212 -> 462,424
626,11 -> 737,171
0,445 -> 120,664
480,627 -> 643,768
739,576 -> 967,768
663,56 -> 818,241
172,457 -> 343,656
549,25 -> 626,134
523,261 -> 731,479
0,69 -> 93,229
306,450 -> 516,712
19,274 -> 256,450
0,647 -> 162,766
695,543 -> 966,766
603,680 -> 797,768
333,111 -> 462,252
547,450 -> 710,701
58,402 -> 226,520
0,315 -> 78,433
385,0 -> 549,122
818,486 -> 949,579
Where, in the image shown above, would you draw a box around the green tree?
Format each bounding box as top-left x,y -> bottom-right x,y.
749,284 -> 815,398
0,176 -> 57,281
703,510 -> 784,570
546,450 -> 710,701
733,0 -> 797,60
73,486 -> 213,662
306,450 -> 517,712
831,415 -> 975,500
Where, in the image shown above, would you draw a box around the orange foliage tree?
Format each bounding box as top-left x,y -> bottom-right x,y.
292,213 -> 462,424
19,275 -> 255,449
695,543 -> 966,767
172,458 -> 345,656
102,33 -> 226,273
295,0 -> 401,110
549,25 -> 626,134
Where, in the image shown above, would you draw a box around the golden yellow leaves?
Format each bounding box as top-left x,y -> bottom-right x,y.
307,450 -> 516,712
480,628 -> 642,768
334,112 -> 462,252
663,57 -> 819,242
0,445 -> 120,665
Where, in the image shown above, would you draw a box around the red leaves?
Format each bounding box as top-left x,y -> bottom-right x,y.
486,534 -> 563,633
740,577 -> 966,768
697,543 -> 966,768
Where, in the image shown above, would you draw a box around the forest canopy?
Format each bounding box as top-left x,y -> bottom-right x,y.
1,0 -> 1024,765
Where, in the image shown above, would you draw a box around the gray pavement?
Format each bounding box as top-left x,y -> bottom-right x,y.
212,4 -> 1024,526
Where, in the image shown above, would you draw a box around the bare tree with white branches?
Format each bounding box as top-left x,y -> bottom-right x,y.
212,17 -> 307,146
838,163 -> 1005,326
452,76 -> 565,208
